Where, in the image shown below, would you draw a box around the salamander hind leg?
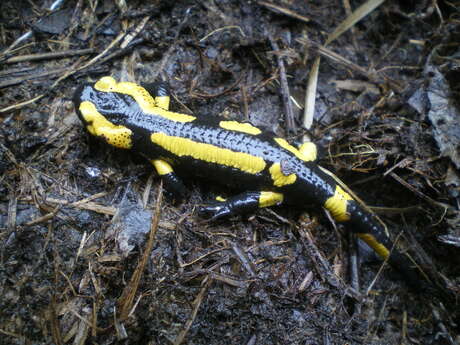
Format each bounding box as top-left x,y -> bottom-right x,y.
199,191 -> 284,221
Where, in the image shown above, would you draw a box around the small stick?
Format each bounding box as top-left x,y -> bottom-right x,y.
0,67 -> 70,89
4,48 -> 95,64
258,1 -> 310,23
174,277 -> 212,345
389,172 -> 451,210
117,183 -> 163,321
269,35 -> 296,133
298,37 -> 404,92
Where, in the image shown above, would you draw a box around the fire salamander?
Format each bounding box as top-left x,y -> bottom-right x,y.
74,76 -> 423,289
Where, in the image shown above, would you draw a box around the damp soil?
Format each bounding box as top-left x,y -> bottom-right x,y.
0,1 -> 459,344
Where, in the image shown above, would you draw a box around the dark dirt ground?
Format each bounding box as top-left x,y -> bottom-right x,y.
1,0 -> 460,344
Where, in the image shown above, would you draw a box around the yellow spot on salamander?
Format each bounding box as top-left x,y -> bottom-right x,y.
153,108 -> 196,123
79,101 -> 132,149
151,133 -> 266,174
155,96 -> 170,110
259,191 -> 284,208
269,163 -> 297,187
215,196 -> 226,202
357,233 -> 390,259
324,185 -> 353,222
152,159 -> 173,175
94,76 -> 196,123
298,142 -> 317,161
274,138 -> 315,162
219,121 -> 262,135
94,76 -> 117,92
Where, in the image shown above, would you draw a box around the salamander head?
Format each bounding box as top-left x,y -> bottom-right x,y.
73,77 -> 136,148
73,77 -> 137,129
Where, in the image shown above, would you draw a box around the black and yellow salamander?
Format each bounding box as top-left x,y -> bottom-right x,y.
74,76 -> 423,288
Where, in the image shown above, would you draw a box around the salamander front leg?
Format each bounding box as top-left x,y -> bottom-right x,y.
142,81 -> 170,110
199,191 -> 284,221
151,159 -> 186,201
